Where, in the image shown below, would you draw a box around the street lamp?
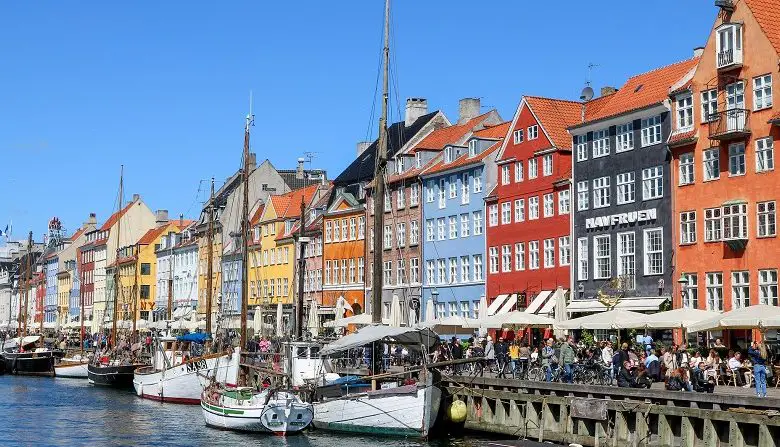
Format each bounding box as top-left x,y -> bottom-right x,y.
678,273 -> 688,306
430,288 -> 439,320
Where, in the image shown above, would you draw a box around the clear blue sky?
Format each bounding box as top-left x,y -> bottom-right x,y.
0,1 -> 715,243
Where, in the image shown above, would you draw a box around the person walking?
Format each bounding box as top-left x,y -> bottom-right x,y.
541,338 -> 557,382
450,337 -> 463,374
559,337 -> 576,383
748,340 -> 768,398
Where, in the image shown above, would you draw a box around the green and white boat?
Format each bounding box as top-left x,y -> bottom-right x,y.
201,384 -> 313,434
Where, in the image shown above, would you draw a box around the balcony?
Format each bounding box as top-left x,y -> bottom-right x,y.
717,48 -> 743,71
707,109 -> 750,141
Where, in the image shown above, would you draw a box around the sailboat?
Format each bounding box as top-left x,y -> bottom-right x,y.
200,106 -> 313,434
87,166 -> 148,388
311,0 -> 444,438
56,260 -> 90,378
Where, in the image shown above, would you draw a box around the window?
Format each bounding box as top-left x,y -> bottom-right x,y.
468,139 -> 478,157
341,259 -> 347,284
448,216 -> 457,239
358,258 -> 365,283
383,225 -> 392,249
753,74 -> 773,110
426,260 -> 435,285
543,194 -> 554,218
575,135 -> 587,162
616,123 -> 634,152
515,242 -> 525,271
513,129 -> 524,144
528,241 -> 540,270
756,137 -> 774,172
426,180 -> 434,203
617,232 -> 635,289
577,181 -> 589,210
501,164 -> 510,185
444,146 -> 454,163
473,169 -> 482,192
528,125 -> 539,140
676,95 -> 693,130
488,204 -> 498,226
703,148 -> 720,181
641,166 -> 663,200
396,223 -> 406,248
460,301 -> 469,318
758,201 -> 776,237
489,247 -> 498,274
437,218 -> 445,241
473,255 -> 483,281
514,199 -> 525,222
514,161 -> 523,182
679,153 -> 694,185
349,217 -> 357,240
592,129 -> 609,157
528,158 -> 538,179
705,208 -> 722,242
140,263 -> 151,275
528,196 -> 539,219
460,214 -> 469,238
397,259 -> 406,285
396,187 -> 405,209
593,177 -> 610,208
438,178 -> 446,208
559,236 -> 571,266
410,183 -> 419,206
409,221 -> 419,245
384,190 -> 391,212
680,211 -> 697,245
728,143 -> 746,176
701,89 -> 718,122
501,202 -> 511,224
383,261 -> 392,286
461,172 -> 469,204
435,303 -> 445,319
641,115 -> 662,146
681,273 -> 698,309
460,256 -> 470,283
558,190 -> 570,215
593,235 -> 611,279
324,221 -> 332,242
726,80 -> 745,116
759,269 -> 778,306
358,216 -> 365,239
473,211 -> 483,235
426,219 -> 434,242
706,272 -> 723,311
543,239 -> 555,268
644,228 -> 663,275
577,238 -> 588,281
501,245 -> 511,272
449,175 -> 457,199
723,203 -> 747,240
542,154 -> 553,176
616,172 -> 635,204
731,271 -> 750,309
717,22 -> 743,67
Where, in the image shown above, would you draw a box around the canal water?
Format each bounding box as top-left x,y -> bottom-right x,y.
0,376 -> 542,447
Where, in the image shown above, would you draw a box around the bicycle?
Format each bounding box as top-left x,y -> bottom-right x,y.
528,362 -> 563,382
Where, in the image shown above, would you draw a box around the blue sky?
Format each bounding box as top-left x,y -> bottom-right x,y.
0,1 -> 715,243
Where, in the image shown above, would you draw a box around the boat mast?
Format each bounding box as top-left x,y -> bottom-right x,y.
206,177 -> 215,335
295,197 -> 307,339
20,232 -> 32,337
110,165 -> 123,348
132,242 -> 139,342
370,0 -> 390,325
79,257 -> 84,357
167,230 -> 174,321
240,109 -> 253,349
39,237 -> 46,349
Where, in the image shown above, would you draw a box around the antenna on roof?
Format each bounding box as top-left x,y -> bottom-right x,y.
580,62 -> 598,101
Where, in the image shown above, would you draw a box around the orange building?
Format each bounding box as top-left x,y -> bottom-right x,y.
322,191 -> 366,316
671,0 -> 780,344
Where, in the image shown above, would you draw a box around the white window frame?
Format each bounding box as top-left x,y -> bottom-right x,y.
448,216 -> 457,239
616,171 -> 635,205
592,129 -> 610,158
425,219 -> 434,242
501,245 -> 511,273
543,238 -> 555,268
701,89 -> 718,122
676,94 -> 693,130
617,231 -> 635,290
515,242 -> 525,271
473,168 -> 482,193
528,241 -> 540,270
438,178 -> 446,209
728,143 -> 746,176
514,161 -> 523,182
593,176 -> 610,208
488,247 -> 499,274
577,237 -> 588,281
757,201 -> 776,238
437,218 -> 445,241
410,183 -> 419,206
461,172 -> 470,204
528,158 -> 538,179
641,166 -> 663,200
679,152 -> 695,185
706,272 -> 724,311
577,181 -> 589,211
513,129 -> 524,144
616,123 -> 634,152
542,154 -> 553,176
753,74 -> 773,111
460,214 -> 469,238
731,270 -> 750,309
705,208 -> 722,242
528,196 -> 539,220
426,180 -> 434,203
559,236 -> 571,266
723,203 -> 748,240
755,137 -> 775,173
488,204 -> 498,227
703,148 -> 720,181
543,193 -> 554,218
514,198 -> 525,222
473,255 -> 483,281
409,220 -> 419,245
680,211 -> 697,245
501,164 -> 511,185
501,202 -> 511,224
558,190 -> 570,215
759,269 -> 778,306
643,228 -> 664,276
593,235 -> 611,279
473,211 -> 483,235
528,125 -> 539,140
640,115 -> 662,147
575,135 -> 587,162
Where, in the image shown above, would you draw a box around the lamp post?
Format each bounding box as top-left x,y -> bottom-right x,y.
677,273 -> 688,307
430,288 -> 439,320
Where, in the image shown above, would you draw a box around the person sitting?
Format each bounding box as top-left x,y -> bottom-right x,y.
634,364 -> 653,389
692,361 -> 715,393
666,368 -> 688,391
645,350 -> 662,382
617,361 -> 635,388
727,352 -> 745,386
690,351 -> 704,367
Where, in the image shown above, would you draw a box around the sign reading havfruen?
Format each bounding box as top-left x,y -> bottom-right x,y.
585,208 -> 657,230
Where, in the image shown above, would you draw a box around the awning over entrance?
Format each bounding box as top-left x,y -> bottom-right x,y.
496,294 -> 518,314
567,296 -> 669,314
524,290 -> 552,314
487,294 -> 510,316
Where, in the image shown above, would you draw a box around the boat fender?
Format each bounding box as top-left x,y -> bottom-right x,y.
448,399 -> 467,423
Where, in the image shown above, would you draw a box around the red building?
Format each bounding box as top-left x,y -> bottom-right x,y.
32,271 -> 44,324
486,96 -> 581,314
79,230 -> 97,322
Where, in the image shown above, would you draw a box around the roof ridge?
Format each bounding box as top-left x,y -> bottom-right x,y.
524,95 -> 582,105
624,56 -> 700,81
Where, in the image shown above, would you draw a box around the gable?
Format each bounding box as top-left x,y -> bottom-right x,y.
496,99 -> 553,162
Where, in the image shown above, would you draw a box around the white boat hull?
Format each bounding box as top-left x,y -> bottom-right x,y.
133,351 -> 239,404
201,390 -> 313,434
312,384 -> 441,438
55,360 -> 90,378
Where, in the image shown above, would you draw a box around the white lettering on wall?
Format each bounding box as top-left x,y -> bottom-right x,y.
585,208 -> 657,230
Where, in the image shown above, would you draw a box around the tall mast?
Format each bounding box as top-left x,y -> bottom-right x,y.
79,255 -> 84,356
39,238 -> 45,349
240,110 -> 253,349
167,231 -> 174,321
20,232 -> 32,337
131,243 -> 139,342
206,177 -> 215,335
295,197 -> 307,339
371,0 -> 390,325
110,165 -> 123,348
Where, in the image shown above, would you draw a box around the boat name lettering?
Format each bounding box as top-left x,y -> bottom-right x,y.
186,359 -> 208,372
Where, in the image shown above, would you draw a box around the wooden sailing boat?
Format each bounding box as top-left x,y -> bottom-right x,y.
56,243 -> 90,378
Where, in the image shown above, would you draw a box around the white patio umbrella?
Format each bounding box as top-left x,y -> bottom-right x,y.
252,306 -> 264,334
477,295 -> 489,336
688,304 -> 780,332
323,313 -> 373,327
553,287 -> 568,337
469,311 -> 555,329
555,309 -> 645,330
424,299 -> 435,323
307,301 -> 320,337
334,298 -> 345,321
275,302 -> 284,336
388,295 -> 402,327
418,315 -> 476,335
642,308 -> 720,330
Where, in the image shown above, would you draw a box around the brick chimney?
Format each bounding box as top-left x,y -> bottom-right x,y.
356,141 -> 371,156
693,46 -> 705,58
132,194 -> 140,202
85,213 -> 97,226
600,86 -> 618,97
155,210 -> 169,226
296,158 -> 305,180
458,98 -> 481,124
404,98 -> 428,126
247,152 -> 257,172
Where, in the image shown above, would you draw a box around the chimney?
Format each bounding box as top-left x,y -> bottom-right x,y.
693,46 -> 705,58
179,213 -> 184,228
155,210 -> 169,226
85,213 -> 97,226
356,141 -> 371,156
404,98 -> 428,126
246,152 -> 257,172
600,86 -> 618,97
296,158 -> 305,180
458,98 -> 481,124
132,194 -> 140,202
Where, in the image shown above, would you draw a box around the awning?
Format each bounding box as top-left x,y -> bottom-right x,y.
319,325 -> 439,356
496,294 -> 517,314
525,290 -> 553,314
487,294 -> 510,316
539,290 -> 565,316
567,297 -> 668,314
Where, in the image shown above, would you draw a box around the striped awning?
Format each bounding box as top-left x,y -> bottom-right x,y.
524,290 -> 552,314
487,294 -> 510,316
496,294 -> 518,314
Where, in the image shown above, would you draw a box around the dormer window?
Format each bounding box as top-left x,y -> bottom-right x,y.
415,152 -> 421,168
716,23 -> 742,70
285,220 -> 294,234
468,139 -> 478,157
676,94 -> 693,130
444,146 -> 454,163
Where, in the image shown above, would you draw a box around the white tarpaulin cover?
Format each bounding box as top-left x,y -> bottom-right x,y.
555,309 -> 645,330
688,304 -> 780,332
567,297 -> 668,313
642,308 -> 719,329
323,313 -> 374,328
319,325 -> 439,357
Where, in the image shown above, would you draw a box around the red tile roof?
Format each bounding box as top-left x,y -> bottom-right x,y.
768,111 -> 780,124
473,122 -> 510,139
582,58 -> 700,123
270,184 -> 321,220
524,97 -> 585,149
745,0 -> 780,56
137,220 -> 192,245
422,141 -> 502,177
68,227 -> 87,242
99,201 -> 135,231
250,204 -> 265,226
411,112 -> 491,152
668,129 -> 698,147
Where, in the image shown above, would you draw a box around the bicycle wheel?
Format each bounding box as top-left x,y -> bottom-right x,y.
527,365 -> 544,381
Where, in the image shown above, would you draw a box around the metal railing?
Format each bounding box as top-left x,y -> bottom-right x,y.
707,108 -> 750,140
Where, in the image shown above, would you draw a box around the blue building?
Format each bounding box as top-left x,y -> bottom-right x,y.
420,123 -> 507,321
44,256 -> 58,323
67,260 -> 80,320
